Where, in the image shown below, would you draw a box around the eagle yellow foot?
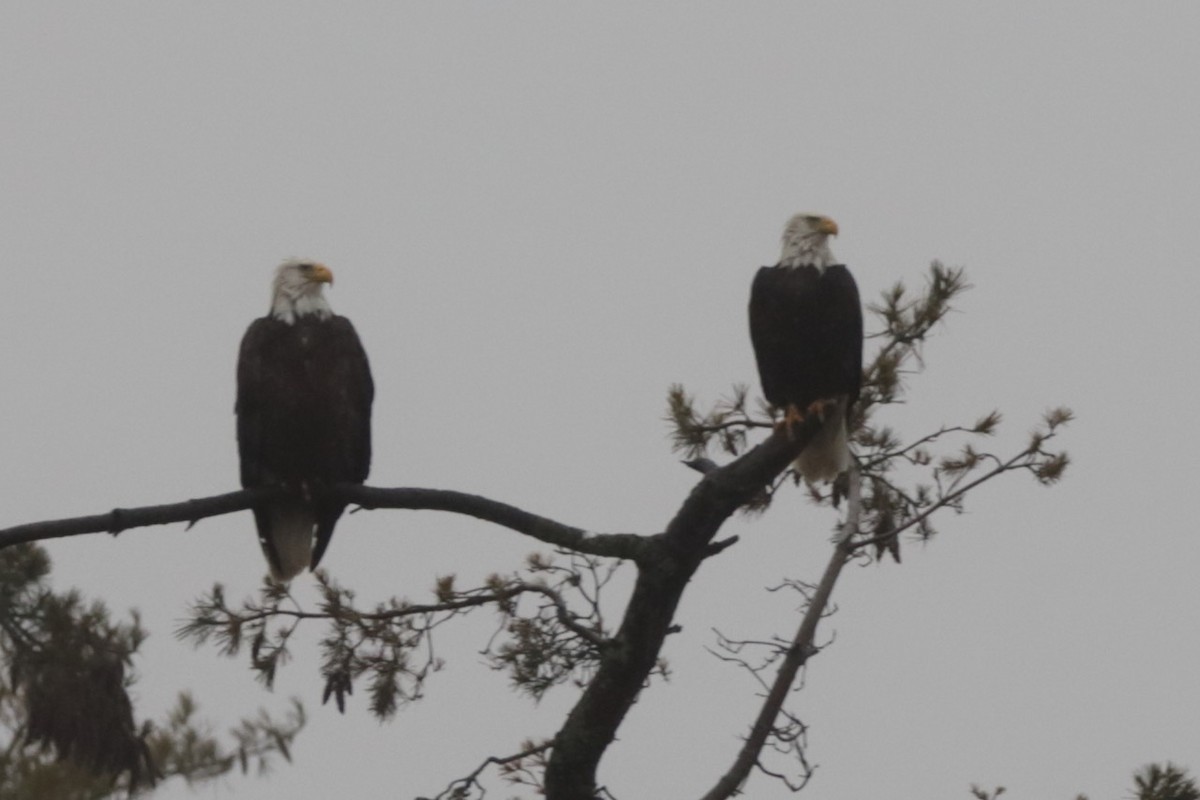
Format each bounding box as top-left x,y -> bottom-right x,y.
806,398 -> 837,423
775,404 -> 807,440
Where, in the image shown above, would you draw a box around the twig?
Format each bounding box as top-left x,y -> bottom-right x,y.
419,739 -> 553,800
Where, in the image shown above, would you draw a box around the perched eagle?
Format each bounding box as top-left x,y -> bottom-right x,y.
236,261 -> 374,581
749,214 -> 863,483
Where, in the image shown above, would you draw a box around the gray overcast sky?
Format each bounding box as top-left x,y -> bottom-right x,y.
2,3 -> 1198,798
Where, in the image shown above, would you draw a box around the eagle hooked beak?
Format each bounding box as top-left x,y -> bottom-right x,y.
310,264 -> 334,285
815,217 -> 839,237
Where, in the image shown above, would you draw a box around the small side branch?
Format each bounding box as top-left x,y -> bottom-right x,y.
849,414 -> 1070,555
418,738 -> 553,800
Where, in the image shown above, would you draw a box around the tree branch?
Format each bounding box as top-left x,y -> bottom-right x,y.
699,465 -> 861,800
0,489 -> 275,548
0,486 -> 649,562
341,486 -> 651,562
418,738 -> 553,800
849,439 -> 1048,555
543,421 -> 821,800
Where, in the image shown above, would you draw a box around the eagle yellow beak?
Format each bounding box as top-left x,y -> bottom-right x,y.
816,217 -> 839,237
311,264 -> 334,285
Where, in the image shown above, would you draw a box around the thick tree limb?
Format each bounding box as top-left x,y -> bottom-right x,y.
542,420 -> 819,800
0,486 -> 647,562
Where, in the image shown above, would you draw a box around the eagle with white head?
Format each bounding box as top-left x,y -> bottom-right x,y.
749,214 -> 863,483
236,260 -> 374,580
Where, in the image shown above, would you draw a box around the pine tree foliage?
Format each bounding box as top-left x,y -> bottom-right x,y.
1132,763 -> 1200,800
0,543 -> 304,797
179,549 -> 627,720
978,762 -> 1197,800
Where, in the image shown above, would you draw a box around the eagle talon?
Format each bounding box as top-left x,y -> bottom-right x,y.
807,399 -> 833,423
777,405 -> 807,439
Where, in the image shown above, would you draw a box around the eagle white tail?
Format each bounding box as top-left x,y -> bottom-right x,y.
794,399 -> 851,484
265,501 -> 316,581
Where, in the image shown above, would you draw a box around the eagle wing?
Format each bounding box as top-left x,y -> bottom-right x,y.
310,315 -> 373,569
749,264 -> 862,414
817,265 -> 863,416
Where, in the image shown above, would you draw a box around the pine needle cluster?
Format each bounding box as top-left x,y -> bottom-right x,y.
180,549 -> 620,719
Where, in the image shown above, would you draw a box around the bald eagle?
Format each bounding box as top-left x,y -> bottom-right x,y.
749,214 -> 863,483
236,261 -> 374,581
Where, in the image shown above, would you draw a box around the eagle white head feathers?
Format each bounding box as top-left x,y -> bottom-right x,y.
779,213 -> 839,271
270,260 -> 334,324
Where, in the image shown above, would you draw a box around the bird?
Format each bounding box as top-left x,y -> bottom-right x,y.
236,260 -> 374,581
748,214 -> 863,484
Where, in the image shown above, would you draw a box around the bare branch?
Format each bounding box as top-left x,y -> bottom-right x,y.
699,465 -> 862,800
343,486 -> 651,562
0,486 -> 651,563
0,489 -> 275,548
